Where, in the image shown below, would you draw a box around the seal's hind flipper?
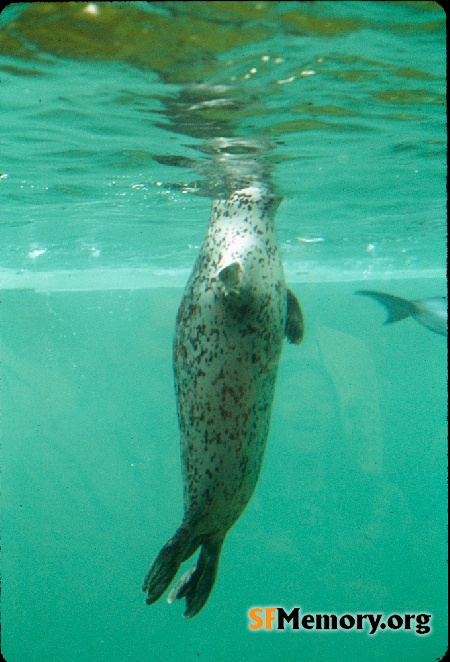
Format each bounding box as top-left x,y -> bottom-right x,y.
356,290 -> 416,325
169,536 -> 225,618
286,289 -> 304,344
143,527 -> 199,605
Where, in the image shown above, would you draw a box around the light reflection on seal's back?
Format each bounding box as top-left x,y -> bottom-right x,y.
142,182 -> 303,618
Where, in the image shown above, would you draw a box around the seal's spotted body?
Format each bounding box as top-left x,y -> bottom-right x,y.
143,186 -> 303,617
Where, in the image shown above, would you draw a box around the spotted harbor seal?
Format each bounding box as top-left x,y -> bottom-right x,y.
143,185 -> 303,617
356,290 -> 447,336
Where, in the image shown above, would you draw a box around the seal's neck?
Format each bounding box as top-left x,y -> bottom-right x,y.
211,186 -> 282,234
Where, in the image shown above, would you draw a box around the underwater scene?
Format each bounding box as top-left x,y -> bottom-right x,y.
1,2 -> 447,661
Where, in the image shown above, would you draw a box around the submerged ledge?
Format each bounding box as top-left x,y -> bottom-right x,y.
0,265 -> 445,292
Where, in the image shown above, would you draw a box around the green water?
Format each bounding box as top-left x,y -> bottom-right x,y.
2,280 -> 447,661
1,2 -> 447,661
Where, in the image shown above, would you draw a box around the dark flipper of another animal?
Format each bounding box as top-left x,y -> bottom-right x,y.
355,290 -> 416,325
286,288 -> 304,344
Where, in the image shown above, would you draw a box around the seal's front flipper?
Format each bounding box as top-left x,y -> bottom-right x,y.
356,290 -> 416,325
168,536 -> 225,618
218,262 -> 243,297
286,289 -> 304,344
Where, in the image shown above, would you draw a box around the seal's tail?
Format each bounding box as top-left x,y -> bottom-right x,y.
143,527 -> 225,618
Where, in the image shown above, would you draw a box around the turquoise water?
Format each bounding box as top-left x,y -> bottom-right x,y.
1,2 -> 447,661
